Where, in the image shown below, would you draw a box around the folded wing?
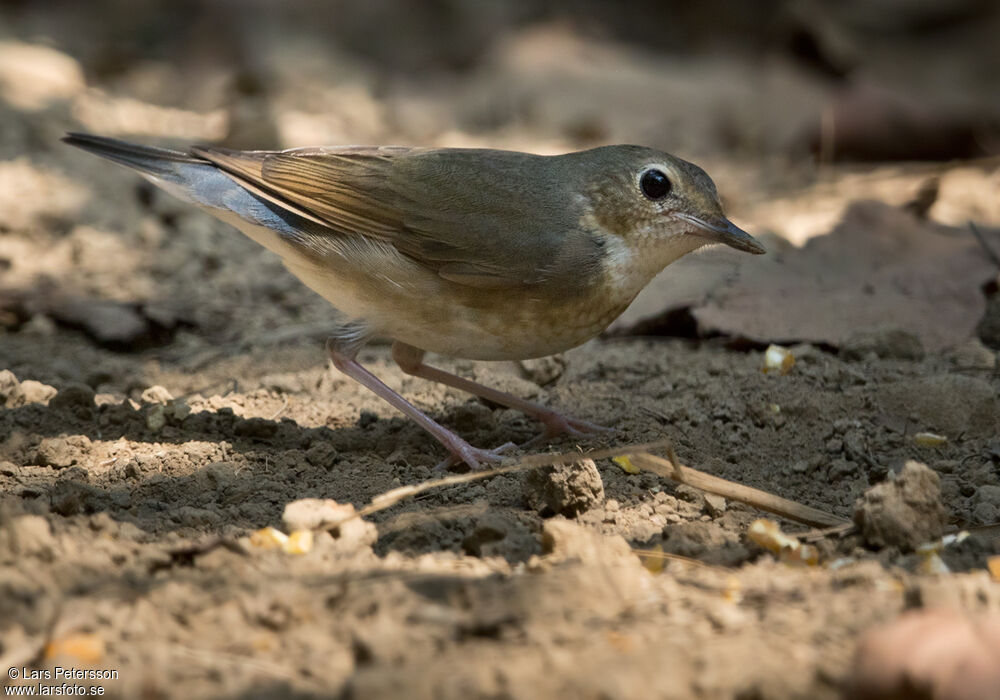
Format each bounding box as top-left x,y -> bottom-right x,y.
193,145 -> 603,291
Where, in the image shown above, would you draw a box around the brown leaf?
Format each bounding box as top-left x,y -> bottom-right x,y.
690,202 -> 998,351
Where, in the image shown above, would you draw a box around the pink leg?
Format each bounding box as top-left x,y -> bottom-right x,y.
391,342 -> 611,448
327,340 -> 513,470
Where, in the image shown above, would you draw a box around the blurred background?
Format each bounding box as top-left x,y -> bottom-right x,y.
3,0 -> 999,160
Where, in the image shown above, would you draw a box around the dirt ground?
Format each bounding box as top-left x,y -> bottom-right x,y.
2,3 -> 1000,699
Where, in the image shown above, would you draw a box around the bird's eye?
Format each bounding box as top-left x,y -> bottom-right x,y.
640,169 -> 671,200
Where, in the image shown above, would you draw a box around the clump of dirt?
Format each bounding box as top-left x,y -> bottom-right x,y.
524,458 -> 605,516
853,460 -> 948,550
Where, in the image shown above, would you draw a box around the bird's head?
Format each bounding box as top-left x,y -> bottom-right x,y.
576,145 -> 765,259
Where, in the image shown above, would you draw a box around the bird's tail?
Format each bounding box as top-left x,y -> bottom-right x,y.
62,131 -> 247,217
61,132 -> 206,177
62,132 -> 326,258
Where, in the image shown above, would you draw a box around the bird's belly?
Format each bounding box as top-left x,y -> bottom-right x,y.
394,299 -> 631,360
388,275 -> 644,360
288,256 -> 633,359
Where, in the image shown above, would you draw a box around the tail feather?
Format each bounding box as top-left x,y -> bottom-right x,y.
61,132 -> 205,177
62,132 -> 331,256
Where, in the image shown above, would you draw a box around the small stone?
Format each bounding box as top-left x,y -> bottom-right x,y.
973,485 -> 1000,525
19,380 -> 56,405
704,494 -> 727,516
167,398 -> 191,421
853,461 -> 948,550
140,385 -> 173,404
35,435 -> 90,469
524,459 -> 604,517
282,498 -> 376,549
0,369 -> 24,407
305,442 -> 338,469
145,405 -> 167,433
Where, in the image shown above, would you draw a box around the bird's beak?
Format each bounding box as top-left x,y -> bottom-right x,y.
673,213 -> 766,255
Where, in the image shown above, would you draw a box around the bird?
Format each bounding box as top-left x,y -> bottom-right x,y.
63,133 -> 765,469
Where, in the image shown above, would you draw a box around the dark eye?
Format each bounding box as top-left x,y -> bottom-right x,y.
640,169 -> 671,200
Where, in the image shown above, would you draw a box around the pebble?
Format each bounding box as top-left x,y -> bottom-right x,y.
972,485 -> 1000,524
140,385 -> 174,404
282,498 -> 376,549
0,369 -> 24,407
524,458 -> 604,517
19,380 -> 57,404
853,461 -> 947,550
35,435 -> 91,469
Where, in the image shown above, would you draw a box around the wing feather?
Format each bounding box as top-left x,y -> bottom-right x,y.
193,145 -> 603,291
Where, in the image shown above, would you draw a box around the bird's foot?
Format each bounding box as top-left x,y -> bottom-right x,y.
435,440 -> 518,472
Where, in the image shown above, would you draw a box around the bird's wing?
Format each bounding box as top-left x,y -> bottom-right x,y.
192,145 -> 603,290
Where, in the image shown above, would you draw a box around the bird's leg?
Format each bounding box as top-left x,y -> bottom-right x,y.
326,339 -> 513,470
391,342 -> 611,448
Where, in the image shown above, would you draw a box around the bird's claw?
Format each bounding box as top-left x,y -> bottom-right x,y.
435,441 -> 518,472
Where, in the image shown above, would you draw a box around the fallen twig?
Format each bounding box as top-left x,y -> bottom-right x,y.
624,452 -> 848,529
320,440 -> 846,534
321,439 -> 676,533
